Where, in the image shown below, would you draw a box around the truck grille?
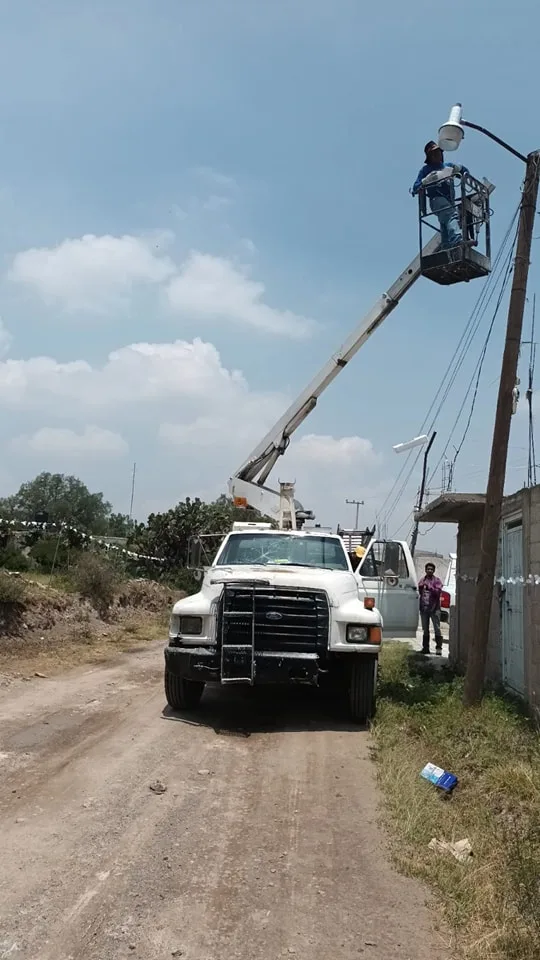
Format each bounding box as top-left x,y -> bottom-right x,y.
220,585 -> 329,654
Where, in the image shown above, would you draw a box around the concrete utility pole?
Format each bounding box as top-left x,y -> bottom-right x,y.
345,498 -> 364,529
438,106 -> 540,705
464,152 -> 540,705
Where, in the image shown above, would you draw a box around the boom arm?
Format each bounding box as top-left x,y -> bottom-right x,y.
229,236 -> 439,523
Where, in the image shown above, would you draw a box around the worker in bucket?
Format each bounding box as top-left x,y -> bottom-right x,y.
418,562 -> 444,656
412,141 -> 468,249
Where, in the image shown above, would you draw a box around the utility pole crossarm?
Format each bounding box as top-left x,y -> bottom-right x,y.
233,235 -> 440,490
346,498 -> 365,529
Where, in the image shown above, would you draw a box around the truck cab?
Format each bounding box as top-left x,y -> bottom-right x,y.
164,523 -> 418,723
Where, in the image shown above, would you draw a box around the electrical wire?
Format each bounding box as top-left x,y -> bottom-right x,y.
389,510 -> 414,538
527,295 -> 537,487
382,209 -> 518,527
382,203 -> 521,535
428,233 -> 517,482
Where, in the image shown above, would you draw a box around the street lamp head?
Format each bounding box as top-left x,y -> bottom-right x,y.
438,103 -> 464,152
392,435 -> 429,454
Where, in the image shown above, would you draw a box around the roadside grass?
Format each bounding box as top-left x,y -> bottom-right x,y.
373,643 -> 540,960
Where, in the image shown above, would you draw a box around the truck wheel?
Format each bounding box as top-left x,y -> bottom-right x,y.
164,669 -> 205,711
348,656 -> 377,724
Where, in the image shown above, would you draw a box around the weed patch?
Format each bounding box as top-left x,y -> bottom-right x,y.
373,643 -> 540,960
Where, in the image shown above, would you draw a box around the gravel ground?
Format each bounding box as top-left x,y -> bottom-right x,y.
0,646 -> 449,960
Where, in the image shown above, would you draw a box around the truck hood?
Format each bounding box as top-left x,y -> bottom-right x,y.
188,564 -> 359,608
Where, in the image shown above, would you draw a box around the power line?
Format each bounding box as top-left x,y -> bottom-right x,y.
429,230 -> 518,482
381,203 -> 521,533
527,295 -> 537,487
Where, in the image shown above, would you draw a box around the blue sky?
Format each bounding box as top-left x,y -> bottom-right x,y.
0,0 -> 538,554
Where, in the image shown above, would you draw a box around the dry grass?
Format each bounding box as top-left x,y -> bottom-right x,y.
0,612 -> 168,677
373,643 -> 540,960
0,568 -> 172,677
374,644 -> 540,960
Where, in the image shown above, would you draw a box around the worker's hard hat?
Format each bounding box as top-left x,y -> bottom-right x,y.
355,546 -> 366,558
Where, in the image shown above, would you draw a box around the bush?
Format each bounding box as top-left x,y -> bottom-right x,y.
71,553 -> 119,618
0,545 -> 30,572
168,567 -> 200,595
29,536 -> 74,572
0,572 -> 26,606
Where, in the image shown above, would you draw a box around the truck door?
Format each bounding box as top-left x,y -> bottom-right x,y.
355,540 -> 419,638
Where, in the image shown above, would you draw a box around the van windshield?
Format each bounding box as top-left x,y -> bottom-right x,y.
216,534 -> 349,571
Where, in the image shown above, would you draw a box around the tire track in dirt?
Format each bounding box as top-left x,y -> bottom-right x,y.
0,649 -> 449,960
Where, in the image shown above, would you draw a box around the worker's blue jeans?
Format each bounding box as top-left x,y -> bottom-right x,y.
429,195 -> 462,248
420,610 -> 443,650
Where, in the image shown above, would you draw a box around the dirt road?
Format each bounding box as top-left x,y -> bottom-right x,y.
0,647 -> 447,960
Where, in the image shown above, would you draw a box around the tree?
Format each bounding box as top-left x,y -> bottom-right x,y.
0,495 -> 17,521
107,512 -> 133,538
130,495 -> 269,572
0,473 -> 112,534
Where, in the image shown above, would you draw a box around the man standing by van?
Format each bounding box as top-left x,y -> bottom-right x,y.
418,562 -> 443,655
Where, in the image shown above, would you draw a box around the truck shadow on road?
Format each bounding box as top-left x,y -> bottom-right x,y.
161,685 -> 364,736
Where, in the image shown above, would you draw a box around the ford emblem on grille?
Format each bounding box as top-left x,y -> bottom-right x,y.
266,611 -> 283,621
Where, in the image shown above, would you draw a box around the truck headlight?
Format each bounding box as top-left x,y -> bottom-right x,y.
179,616 -> 203,635
169,614 -> 180,636
347,625 -> 368,643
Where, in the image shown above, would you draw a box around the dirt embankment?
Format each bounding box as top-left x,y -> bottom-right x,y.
0,573 -> 183,676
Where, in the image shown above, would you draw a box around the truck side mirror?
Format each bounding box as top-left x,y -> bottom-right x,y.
187,537 -> 202,570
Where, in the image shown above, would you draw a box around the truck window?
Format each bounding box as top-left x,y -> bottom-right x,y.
357,541 -> 410,579
216,534 -> 349,571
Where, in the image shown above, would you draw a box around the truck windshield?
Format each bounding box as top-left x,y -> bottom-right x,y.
217,534 -> 349,571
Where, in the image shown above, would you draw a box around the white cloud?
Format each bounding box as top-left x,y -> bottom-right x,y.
192,167 -> 238,192
0,318 -> 12,358
158,388 -> 285,451
0,338 -> 245,410
0,325 -> 393,529
9,233 -> 175,313
291,433 -> 381,467
12,426 -> 128,458
8,232 -> 313,340
166,251 -> 313,338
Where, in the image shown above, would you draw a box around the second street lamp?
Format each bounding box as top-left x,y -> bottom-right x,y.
393,432 -> 435,558
438,103 -> 540,706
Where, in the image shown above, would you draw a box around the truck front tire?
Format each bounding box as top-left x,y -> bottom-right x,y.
164,669 -> 205,711
348,655 -> 377,724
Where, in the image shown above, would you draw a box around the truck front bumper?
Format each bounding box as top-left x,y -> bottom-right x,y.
164,645 -> 322,685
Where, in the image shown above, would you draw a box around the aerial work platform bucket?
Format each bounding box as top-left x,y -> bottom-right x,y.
418,170 -> 494,285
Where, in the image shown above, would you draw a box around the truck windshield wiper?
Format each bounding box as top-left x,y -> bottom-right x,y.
268,562 -> 322,568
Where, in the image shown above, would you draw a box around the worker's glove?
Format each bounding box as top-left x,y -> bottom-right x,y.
452,164 -> 462,176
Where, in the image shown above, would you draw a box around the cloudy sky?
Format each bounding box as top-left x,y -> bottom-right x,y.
0,0 -> 538,552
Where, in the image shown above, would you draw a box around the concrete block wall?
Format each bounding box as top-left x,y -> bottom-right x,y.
452,486 -> 540,711
523,485 -> 540,714
452,516 -> 502,684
